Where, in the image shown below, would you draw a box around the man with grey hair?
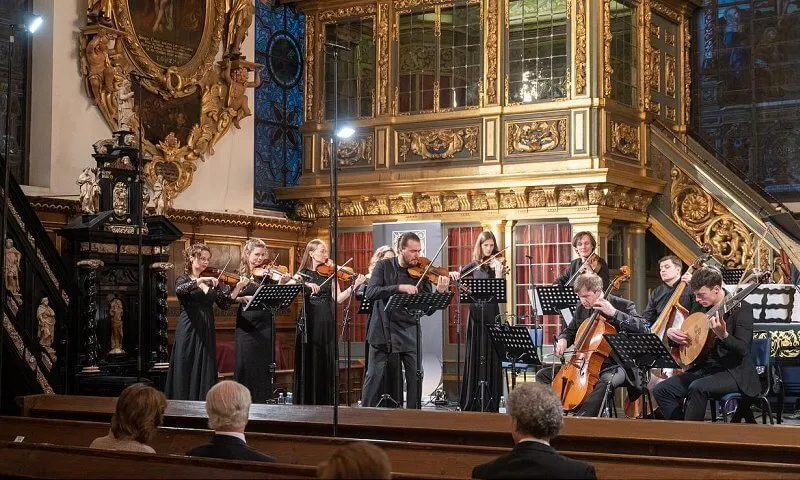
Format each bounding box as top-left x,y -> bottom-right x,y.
186,380 -> 275,462
472,383 -> 596,479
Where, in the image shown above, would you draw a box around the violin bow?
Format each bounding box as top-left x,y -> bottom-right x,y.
564,249 -> 597,287
414,236 -> 448,289
461,247 -> 508,279
215,258 -> 232,281
317,257 -> 354,290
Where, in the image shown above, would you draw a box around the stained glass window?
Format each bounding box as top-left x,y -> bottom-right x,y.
610,0 -> 638,107
0,0 -> 32,183
254,2 -> 304,212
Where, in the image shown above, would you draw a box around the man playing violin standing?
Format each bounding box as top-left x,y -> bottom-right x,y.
554,232 -> 610,289
539,273 -> 648,416
362,232 -> 451,409
652,267 -> 760,421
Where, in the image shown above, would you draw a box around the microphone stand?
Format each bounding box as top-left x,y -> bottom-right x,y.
131,71 -> 146,383
340,277 -> 356,406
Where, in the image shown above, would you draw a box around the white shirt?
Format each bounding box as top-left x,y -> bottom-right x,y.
215,431 -> 247,443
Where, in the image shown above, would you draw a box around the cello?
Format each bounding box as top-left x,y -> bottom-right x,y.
552,266 -> 631,412
623,245 -> 713,417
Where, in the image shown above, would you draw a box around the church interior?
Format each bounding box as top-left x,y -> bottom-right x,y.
2,0 -> 800,477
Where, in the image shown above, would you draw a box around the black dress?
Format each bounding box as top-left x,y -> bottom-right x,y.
459,263 -> 504,412
166,274 -> 230,401
234,277 -> 275,403
293,269 -> 336,405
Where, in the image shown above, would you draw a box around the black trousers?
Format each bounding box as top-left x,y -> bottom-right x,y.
537,364 -> 627,417
361,346 -> 420,409
651,369 -> 739,421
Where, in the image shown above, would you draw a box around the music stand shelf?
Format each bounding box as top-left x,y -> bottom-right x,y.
488,324 -> 541,392
244,283 -> 302,313
532,285 -> 579,316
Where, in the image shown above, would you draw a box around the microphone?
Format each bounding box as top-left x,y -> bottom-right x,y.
129,71 -> 157,80
324,41 -> 351,51
524,254 -> 533,260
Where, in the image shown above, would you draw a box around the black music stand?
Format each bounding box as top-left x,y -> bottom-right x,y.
385,291 -> 453,409
245,283 -> 302,400
487,324 -> 541,392
358,297 -> 373,315
603,332 -> 679,419
460,278 -> 506,412
721,268 -> 746,285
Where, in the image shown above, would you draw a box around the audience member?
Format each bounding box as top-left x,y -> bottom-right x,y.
89,383 -> 166,453
317,441 -> 391,479
472,383 -> 596,479
186,380 -> 276,462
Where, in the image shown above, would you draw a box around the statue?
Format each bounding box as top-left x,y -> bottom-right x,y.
77,167 -> 100,214
113,181 -> 128,216
223,60 -> 261,128
109,298 -> 125,354
87,0 -> 114,25
37,297 -> 56,360
225,0 -> 255,57
4,238 -> 21,301
151,174 -> 170,216
84,33 -> 115,102
115,74 -> 135,132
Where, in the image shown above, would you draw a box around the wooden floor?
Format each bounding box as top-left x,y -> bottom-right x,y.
19,394 -> 800,464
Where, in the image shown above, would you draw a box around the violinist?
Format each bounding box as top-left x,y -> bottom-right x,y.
538,273 -> 648,416
459,231 -> 505,412
294,239 -> 366,406
232,238 -> 291,403
361,232 -> 451,409
641,255 -> 695,326
554,232 -> 610,289
166,243 -> 249,401
652,267 -> 760,421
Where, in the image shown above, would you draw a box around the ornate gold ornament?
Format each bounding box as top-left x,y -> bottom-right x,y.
506,119 -> 567,155
320,5 -> 377,22
670,167 -> 754,267
322,135 -> 374,169
378,4 -> 390,115
665,53 -> 676,97
80,0 -> 262,206
398,127 -> 480,162
486,0 -> 498,104
609,120 -> 640,159
650,48 -> 661,91
575,0 -> 587,95
683,21 -> 692,124
642,0 -> 652,112
652,0 -> 680,23
603,0 -> 612,96
305,13 -> 316,121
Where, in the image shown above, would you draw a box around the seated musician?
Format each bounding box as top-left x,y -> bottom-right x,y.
651,267 -> 760,421
642,255 -> 695,326
554,232 -> 610,289
540,273 -> 649,417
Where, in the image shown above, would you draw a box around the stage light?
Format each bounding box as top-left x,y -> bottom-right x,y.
25,14 -> 43,33
336,126 -> 355,139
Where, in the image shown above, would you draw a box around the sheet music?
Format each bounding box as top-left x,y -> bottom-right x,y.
723,283 -> 799,323
529,288 -> 543,317
560,307 -> 574,326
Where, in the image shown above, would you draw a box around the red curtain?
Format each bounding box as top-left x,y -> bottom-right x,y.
446,226 -> 485,343
335,231 -> 374,342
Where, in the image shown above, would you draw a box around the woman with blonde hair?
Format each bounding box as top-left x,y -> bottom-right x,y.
166,243 -> 249,400
294,239 -> 366,405
90,383 -> 167,453
233,238 -> 291,403
317,441 -> 391,479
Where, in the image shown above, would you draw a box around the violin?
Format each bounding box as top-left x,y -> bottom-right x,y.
484,253 -> 510,275
316,262 -> 361,282
407,257 -> 452,284
254,262 -> 290,280
200,267 -> 242,287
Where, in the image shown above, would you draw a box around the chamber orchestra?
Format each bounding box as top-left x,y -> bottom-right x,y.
166,227 -> 788,423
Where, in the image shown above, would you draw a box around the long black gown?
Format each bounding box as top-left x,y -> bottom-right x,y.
293,269 -> 336,405
165,274 -> 230,401
234,277 -> 275,403
459,263 -> 504,412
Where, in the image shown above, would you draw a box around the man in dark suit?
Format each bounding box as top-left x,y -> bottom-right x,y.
472,382 -> 596,479
538,273 -> 649,417
652,266 -> 761,420
186,380 -> 275,462
641,255 -> 695,327
361,232 -> 450,408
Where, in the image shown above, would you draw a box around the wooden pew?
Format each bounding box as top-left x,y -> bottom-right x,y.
4,417 -> 800,479
20,394 -> 800,464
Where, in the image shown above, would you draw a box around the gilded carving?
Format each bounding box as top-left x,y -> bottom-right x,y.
665,54 -> 676,97
558,188 -> 578,207
528,189 -> 548,208
665,31 -> 676,47
671,167 -> 754,267
319,5 -> 377,22
651,23 -> 661,38
322,135 -> 374,169
486,0 -> 498,103
683,21 -> 692,124
443,195 -> 461,212
472,194 -> 489,211
652,1 -> 680,23
506,119 -> 567,155
305,13 -> 315,122
398,127 -> 479,162
609,121 -> 640,159
378,4 -> 389,115
390,198 -> 407,214
650,48 -> 661,91
416,196 -> 433,213
603,0 -> 612,96
643,0 -> 652,112
575,0 -> 587,95
499,192 -> 517,209
665,105 -> 676,121
80,0 -> 260,202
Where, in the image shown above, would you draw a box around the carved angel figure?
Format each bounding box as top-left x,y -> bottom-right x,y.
223,62 -> 261,128
4,238 -> 21,301
226,0 -> 255,57
78,167 -> 101,214
84,33 -> 115,102
109,298 -> 125,354
37,297 -> 56,356
151,174 -> 170,216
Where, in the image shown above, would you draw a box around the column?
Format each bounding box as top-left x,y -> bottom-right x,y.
77,259 -> 103,373
627,223 -> 649,310
150,261 -> 173,369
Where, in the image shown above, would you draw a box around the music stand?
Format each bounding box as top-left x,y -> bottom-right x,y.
487,324 -> 541,392
460,278 -> 506,412
722,268 -> 746,285
534,285 -> 579,316
358,297 -> 373,315
244,284 -> 302,400
385,291 -> 453,409
603,332 -> 679,419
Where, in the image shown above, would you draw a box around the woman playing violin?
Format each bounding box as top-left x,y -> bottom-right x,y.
554,231 -> 610,289
232,238 -> 292,403
459,231 -> 505,412
166,243 -> 249,401
294,239 -> 366,405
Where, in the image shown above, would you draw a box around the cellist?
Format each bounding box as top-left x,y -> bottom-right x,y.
642,255 -> 696,327
537,273 -> 649,416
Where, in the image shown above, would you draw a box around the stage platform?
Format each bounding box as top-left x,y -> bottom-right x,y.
18,394 -> 800,465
